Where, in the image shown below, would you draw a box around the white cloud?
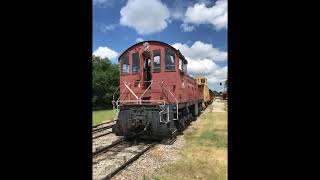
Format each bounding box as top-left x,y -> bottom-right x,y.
135,38 -> 144,42
182,0 -> 227,31
186,58 -> 219,76
180,23 -> 195,32
185,57 -> 227,84
171,11 -> 184,20
207,66 -> 228,84
172,41 -> 227,91
93,0 -> 114,7
172,41 -> 227,61
98,24 -> 116,32
93,46 -> 118,59
120,0 -> 170,34
187,57 -> 227,91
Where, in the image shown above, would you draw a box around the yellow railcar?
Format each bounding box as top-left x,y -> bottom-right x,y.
195,76 -> 211,108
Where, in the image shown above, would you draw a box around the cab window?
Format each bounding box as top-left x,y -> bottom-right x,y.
179,57 -> 187,74
153,50 -> 161,72
183,60 -> 187,74
121,55 -> 129,75
165,48 -> 175,71
179,58 -> 183,71
132,52 -> 140,74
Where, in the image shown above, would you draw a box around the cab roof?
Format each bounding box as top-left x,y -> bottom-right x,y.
118,40 -> 188,64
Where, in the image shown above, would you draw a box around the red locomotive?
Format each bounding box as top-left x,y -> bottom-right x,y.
112,41 -> 209,140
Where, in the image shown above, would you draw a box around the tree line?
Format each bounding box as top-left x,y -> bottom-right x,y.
92,56 -> 119,110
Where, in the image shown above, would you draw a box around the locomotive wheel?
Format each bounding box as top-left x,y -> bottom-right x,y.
181,118 -> 186,130
177,117 -> 187,132
185,116 -> 191,125
183,117 -> 188,129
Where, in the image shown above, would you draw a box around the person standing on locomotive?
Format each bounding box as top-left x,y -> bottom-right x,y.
142,42 -> 152,88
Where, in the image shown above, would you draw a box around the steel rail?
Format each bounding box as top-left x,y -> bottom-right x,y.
92,120 -> 116,129
101,143 -> 156,180
92,131 -> 113,139
92,138 -> 125,158
92,124 -> 114,133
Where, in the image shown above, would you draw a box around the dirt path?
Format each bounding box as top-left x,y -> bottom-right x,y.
212,98 -> 227,112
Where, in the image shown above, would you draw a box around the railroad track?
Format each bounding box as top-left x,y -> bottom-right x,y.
92,121 -> 116,139
92,125 -> 113,133
93,131 -> 113,139
93,120 -> 116,128
93,120 -> 116,133
92,138 -> 156,180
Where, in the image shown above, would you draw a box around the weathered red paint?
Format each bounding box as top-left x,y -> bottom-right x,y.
118,41 -> 202,104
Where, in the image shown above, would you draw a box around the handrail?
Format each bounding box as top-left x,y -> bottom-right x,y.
158,81 -> 178,104
112,80 -> 179,121
112,86 -> 120,101
117,83 -> 129,102
124,82 -> 139,100
117,99 -> 165,105
159,104 -> 170,124
115,100 -> 166,108
112,86 -> 120,110
140,80 -> 153,102
158,81 -> 179,120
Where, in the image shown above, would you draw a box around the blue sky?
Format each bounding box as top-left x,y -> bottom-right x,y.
93,0 -> 227,91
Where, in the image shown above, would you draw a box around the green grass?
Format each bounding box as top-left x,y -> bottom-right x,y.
153,107 -> 228,180
224,101 -> 228,111
197,129 -> 227,148
92,109 -> 116,126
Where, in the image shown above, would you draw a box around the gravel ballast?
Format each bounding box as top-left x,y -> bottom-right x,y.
110,106 -> 212,180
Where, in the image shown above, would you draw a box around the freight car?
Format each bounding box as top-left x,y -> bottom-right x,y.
222,91 -> 228,100
195,76 -> 212,108
209,89 -> 215,104
112,41 -> 209,140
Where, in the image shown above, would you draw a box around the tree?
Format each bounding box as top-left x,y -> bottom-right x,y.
92,55 -> 120,110
213,90 -> 220,96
